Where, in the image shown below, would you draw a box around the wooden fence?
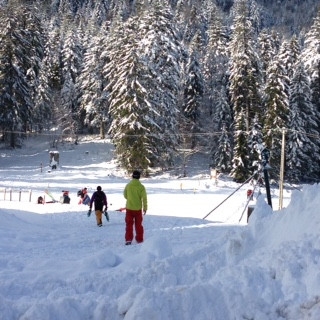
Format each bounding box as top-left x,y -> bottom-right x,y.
0,188 -> 33,202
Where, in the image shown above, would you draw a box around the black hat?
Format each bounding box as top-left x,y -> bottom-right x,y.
132,170 -> 141,179
97,186 -> 102,191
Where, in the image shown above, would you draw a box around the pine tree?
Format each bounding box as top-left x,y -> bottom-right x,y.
282,35 -> 301,80
60,24 -> 83,141
286,61 -> 319,182
211,87 -> 233,172
263,54 -> 290,177
36,18 -> 64,136
258,29 -> 280,84
0,4 -> 44,147
248,114 -> 264,173
34,48 -> 52,132
106,15 -> 159,173
139,1 -> 186,168
43,18 -> 65,141
213,122 -> 233,173
136,0 -> 184,168
109,48 -> 156,171
302,11 -> 320,180
203,4 -> 231,163
229,0 -> 262,182
203,4 -> 229,108
45,19 -> 63,91
176,0 -> 208,44
183,32 -> 204,149
106,1 -> 184,172
78,26 -> 109,138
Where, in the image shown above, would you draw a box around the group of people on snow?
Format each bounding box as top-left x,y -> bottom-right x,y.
82,170 -> 148,245
38,170 -> 147,245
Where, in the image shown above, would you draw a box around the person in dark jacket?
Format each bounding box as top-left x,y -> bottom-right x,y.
88,186 -> 108,227
123,170 -> 148,245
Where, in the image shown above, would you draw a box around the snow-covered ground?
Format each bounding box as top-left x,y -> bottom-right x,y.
1,135 -> 319,320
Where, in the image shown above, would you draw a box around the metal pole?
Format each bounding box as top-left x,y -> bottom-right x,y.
278,128 -> 286,210
261,148 -> 272,209
264,168 -> 272,208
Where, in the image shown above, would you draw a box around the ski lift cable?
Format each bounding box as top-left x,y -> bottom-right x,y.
3,128 -> 319,139
202,168 -> 262,220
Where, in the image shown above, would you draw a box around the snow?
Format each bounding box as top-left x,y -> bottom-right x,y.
1,135 -> 320,320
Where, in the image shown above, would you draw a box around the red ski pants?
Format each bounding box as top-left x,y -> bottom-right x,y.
125,209 -> 144,243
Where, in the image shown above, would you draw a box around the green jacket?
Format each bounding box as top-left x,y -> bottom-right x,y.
124,179 -> 148,211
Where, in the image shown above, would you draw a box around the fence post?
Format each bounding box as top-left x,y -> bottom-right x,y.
10,189 -> 12,201
4,188 -> 6,200
29,190 -> 32,202
19,189 -> 22,202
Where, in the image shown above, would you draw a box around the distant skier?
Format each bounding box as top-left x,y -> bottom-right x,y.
88,186 -> 108,227
78,187 -> 90,205
123,170 -> 148,245
50,159 -> 57,170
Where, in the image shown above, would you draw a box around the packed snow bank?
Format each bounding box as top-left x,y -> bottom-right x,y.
1,185 -> 320,319
0,137 -> 320,319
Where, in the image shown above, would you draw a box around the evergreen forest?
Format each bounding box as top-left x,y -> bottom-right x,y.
1,0 -> 320,183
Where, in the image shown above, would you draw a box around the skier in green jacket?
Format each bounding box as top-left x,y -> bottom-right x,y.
123,170 -> 148,245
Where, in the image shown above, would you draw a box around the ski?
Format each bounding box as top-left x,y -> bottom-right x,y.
44,189 -> 58,203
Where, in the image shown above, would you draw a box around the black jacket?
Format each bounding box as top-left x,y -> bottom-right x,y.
89,190 -> 107,211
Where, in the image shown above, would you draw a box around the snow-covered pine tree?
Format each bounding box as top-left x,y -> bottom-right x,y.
203,2 -> 229,117
263,53 -> 290,177
45,19 -> 63,91
213,122 -> 233,173
89,0 -> 110,25
60,24 -> 83,141
0,4 -> 42,147
136,0 -> 184,169
286,61 -> 319,182
211,87 -> 233,172
248,114 -> 263,174
34,43 -> 53,132
106,14 -> 159,173
302,11 -> 320,180
43,19 -> 65,141
176,0 -> 208,44
78,24 -> 109,138
183,31 -> 204,149
203,4 -> 230,161
229,0 -> 262,182
275,35 -> 300,90
258,29 -> 280,84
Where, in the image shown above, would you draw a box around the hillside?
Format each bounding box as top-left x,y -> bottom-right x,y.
1,136 -> 320,319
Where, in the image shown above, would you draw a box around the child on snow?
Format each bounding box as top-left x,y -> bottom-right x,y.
78,187 -> 90,205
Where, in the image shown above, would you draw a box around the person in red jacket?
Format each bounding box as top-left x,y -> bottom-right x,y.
88,186 -> 108,227
123,170 -> 148,245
